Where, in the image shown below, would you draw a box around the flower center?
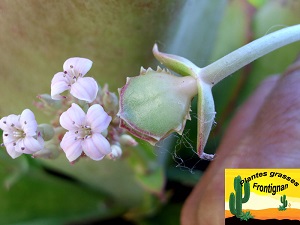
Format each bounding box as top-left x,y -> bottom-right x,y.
74,125 -> 92,140
13,129 -> 26,139
64,65 -> 83,85
3,128 -> 26,149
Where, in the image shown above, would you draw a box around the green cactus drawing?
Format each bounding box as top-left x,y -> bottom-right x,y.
229,175 -> 250,218
239,211 -> 254,221
278,194 -> 288,211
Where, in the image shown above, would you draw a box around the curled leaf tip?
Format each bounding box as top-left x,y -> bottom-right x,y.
152,44 -> 200,77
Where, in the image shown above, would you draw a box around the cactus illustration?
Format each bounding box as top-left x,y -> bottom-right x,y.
239,211 -> 254,221
229,175 -> 250,218
278,194 -> 288,211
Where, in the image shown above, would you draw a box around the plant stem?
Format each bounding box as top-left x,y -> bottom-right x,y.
200,24 -> 300,85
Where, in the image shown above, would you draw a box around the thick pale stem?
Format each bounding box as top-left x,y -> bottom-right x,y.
200,24 -> 300,85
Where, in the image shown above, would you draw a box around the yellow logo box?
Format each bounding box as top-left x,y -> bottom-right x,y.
225,169 -> 300,221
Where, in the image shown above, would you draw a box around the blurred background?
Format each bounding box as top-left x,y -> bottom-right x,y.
0,0 -> 299,224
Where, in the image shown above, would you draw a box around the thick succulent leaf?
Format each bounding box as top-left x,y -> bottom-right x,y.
0,151 -> 120,224
135,167 -> 165,195
38,155 -> 153,209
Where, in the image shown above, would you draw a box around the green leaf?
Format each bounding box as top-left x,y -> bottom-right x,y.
0,159 -> 120,224
166,167 -> 202,186
137,204 -> 182,225
38,155 -> 147,209
135,167 -> 165,195
247,0 -> 267,8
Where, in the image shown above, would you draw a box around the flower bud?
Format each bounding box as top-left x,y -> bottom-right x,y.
32,142 -> 60,159
108,144 -> 122,159
103,91 -> 118,113
118,67 -> 197,145
36,94 -> 62,109
119,134 -> 138,147
37,123 -> 55,141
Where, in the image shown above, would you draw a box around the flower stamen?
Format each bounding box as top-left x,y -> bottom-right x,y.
13,130 -> 25,138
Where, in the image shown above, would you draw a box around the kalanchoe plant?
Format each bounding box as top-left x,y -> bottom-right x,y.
1,25 -> 300,163
118,24 -> 300,160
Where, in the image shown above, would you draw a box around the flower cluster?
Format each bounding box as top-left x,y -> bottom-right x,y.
1,57 -> 137,163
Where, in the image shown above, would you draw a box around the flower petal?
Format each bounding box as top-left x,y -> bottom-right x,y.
86,104 -> 112,133
15,136 -> 43,154
82,133 -> 111,160
20,109 -> 37,136
70,77 -> 98,103
2,133 -> 16,146
5,114 -> 21,130
0,116 -> 8,131
36,131 -> 45,147
51,72 -> 71,100
109,144 -> 122,159
63,57 -> 92,76
60,131 -> 83,162
5,143 -> 22,159
60,103 -> 85,131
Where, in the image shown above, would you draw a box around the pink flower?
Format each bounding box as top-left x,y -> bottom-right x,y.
59,103 -> 112,162
0,109 -> 44,159
51,57 -> 98,103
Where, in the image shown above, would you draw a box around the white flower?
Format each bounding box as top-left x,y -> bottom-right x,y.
108,144 -> 122,159
59,103 -> 112,162
51,57 -> 98,103
0,109 -> 44,159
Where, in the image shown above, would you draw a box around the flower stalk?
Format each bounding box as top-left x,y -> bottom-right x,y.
200,24 -> 300,86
